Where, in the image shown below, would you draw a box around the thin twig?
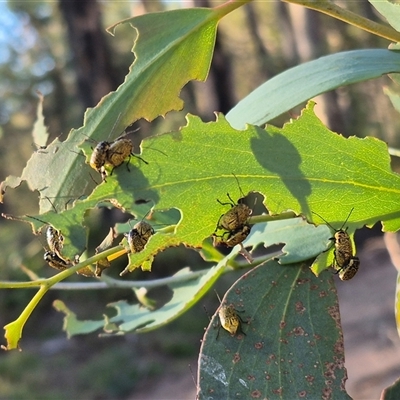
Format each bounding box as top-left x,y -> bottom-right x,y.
283,0 -> 400,43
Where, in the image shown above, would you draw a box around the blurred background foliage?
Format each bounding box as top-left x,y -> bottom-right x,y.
0,0 -> 398,398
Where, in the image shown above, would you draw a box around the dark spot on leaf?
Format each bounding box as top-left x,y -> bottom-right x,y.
279,339 -> 288,344
247,375 -> 255,381
328,305 -> 341,329
272,387 -> 283,395
279,320 -> 286,329
295,301 -> 306,314
254,342 -> 264,349
293,327 -> 305,336
324,362 -> 336,379
334,338 -> 344,354
322,387 -> 331,400
298,391 -> 307,397
319,290 -> 327,297
305,375 -> 314,383
265,374 -> 271,380
233,353 -> 241,363
251,390 -> 261,398
310,284 -> 318,290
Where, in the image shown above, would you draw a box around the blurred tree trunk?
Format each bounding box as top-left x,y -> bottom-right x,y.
193,0 -> 236,115
275,1 -> 299,68
285,4 -> 345,133
58,0 -> 119,109
244,3 -> 270,81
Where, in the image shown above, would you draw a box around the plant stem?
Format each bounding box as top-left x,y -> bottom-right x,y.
214,0 -> 253,19
283,0 -> 400,43
0,251 -> 280,291
0,245 -> 127,290
3,285 -> 49,350
248,211 -> 296,225
1,233 -> 280,349
1,245 -> 127,349
0,212 -> 296,290
51,268 -> 210,290
230,250 -> 282,270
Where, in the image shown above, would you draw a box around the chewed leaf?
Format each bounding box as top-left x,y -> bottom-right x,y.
243,217 -> 331,264
105,8 -> 218,125
215,216 -> 339,276
14,102 -> 400,271
198,260 -> 351,399
53,300 -> 105,338
1,5 -> 227,211
96,228 -> 115,254
53,266 -> 224,337
106,265 -> 224,334
133,287 -> 157,311
0,97 -> 95,213
71,5 -> 237,152
22,137 -> 95,214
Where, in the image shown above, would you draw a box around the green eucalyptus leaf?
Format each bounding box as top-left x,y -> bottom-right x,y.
369,0 -> 400,32
106,265 -> 224,334
197,260 -> 351,399
17,102 -> 400,272
106,8 -> 218,124
53,300 -> 105,337
227,49 -> 400,129
1,5 -> 228,213
53,266 -> 225,337
244,217 -> 331,264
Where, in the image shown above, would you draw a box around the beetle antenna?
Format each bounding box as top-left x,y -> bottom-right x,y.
214,289 -> 223,304
311,211 -> 336,231
232,173 -> 246,199
339,207 -> 355,231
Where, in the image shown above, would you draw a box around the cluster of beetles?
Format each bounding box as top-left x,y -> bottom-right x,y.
29,128 -> 359,333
